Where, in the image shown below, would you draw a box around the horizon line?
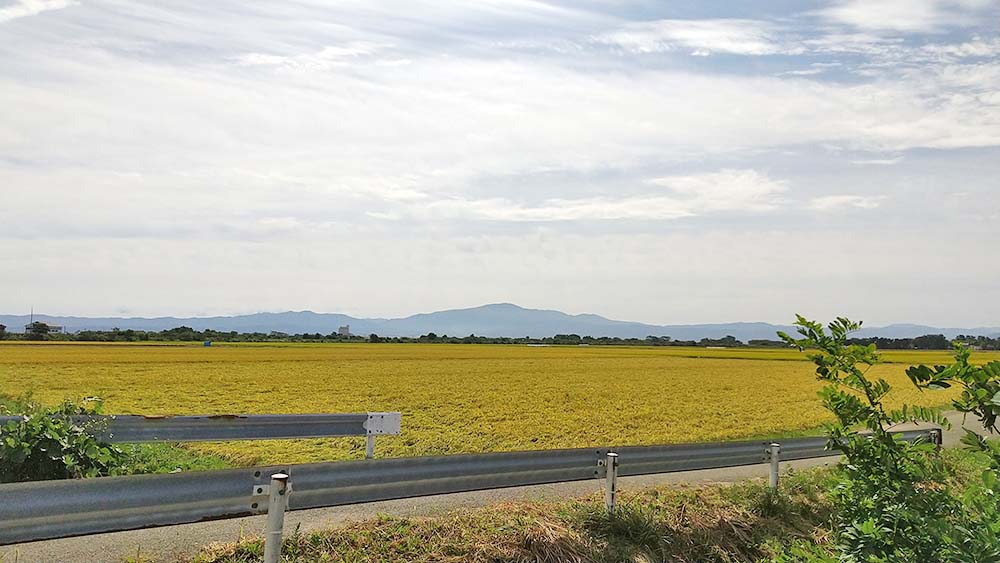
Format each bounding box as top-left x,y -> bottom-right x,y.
1,304 -> 998,330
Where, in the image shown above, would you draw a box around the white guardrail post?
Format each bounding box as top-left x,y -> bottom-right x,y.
768,443 -> 781,489
605,452 -> 619,514
365,435 -> 376,459
262,473 -> 290,563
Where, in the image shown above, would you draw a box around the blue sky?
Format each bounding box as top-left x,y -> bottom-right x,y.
1,0 -> 998,325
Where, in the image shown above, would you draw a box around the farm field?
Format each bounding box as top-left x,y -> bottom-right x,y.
1,342 -> 989,466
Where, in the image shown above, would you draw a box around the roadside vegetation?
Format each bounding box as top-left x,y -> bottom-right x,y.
180,447 -> 992,563
0,393 -> 230,482
184,468 -> 841,563
774,316 -> 1000,561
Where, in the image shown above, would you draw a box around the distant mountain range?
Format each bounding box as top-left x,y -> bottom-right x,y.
2,304 -> 997,341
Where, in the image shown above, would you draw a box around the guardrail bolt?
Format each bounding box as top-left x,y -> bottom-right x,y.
768,443 -> 781,490
605,452 -> 619,514
263,473 -> 290,563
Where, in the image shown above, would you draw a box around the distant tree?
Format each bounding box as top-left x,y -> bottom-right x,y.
912,334 -> 950,350
162,326 -> 202,341
954,334 -> 1000,351
553,334 -> 582,345
0,324 -> 6,339
368,333 -> 381,343
748,339 -> 788,347
698,335 -> 743,347
25,322 -> 51,341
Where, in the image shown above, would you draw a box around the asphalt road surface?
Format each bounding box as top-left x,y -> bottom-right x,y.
2,412 -> 989,563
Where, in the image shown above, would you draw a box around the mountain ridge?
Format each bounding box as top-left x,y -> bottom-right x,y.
1,304 -> 997,340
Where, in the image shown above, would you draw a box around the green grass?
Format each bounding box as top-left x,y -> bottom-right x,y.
119,443 -> 232,474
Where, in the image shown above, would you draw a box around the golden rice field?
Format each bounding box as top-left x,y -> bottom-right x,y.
1,342 -> 992,466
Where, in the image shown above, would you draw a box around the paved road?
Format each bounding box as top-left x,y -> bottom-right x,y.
3,413 -> 990,563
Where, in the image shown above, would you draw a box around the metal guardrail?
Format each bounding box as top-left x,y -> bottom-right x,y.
0,412 -> 401,459
0,428 -> 940,546
0,412 -> 401,443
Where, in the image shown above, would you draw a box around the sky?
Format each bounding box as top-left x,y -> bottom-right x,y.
1,0 -> 998,326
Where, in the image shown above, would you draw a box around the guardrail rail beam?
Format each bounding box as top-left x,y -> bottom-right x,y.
0,428 -> 939,546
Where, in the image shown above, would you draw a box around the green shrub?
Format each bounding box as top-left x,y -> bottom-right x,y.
906,345 -> 1000,561
907,344 -> 1000,468
780,316 -> 956,562
0,394 -> 130,482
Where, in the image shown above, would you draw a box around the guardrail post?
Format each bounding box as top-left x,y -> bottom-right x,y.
263,473 -> 289,563
768,443 -> 780,490
605,452 -> 619,514
363,412 -> 401,459
931,429 -> 943,449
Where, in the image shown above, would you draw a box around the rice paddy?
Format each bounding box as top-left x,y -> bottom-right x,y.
1,342 -> 986,465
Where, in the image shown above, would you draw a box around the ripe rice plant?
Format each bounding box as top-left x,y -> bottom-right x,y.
2,343 -> 985,465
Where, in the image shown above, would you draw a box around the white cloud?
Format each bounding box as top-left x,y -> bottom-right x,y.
781,68 -> 824,76
801,33 -> 904,58
417,196 -> 696,221
2,28 -> 997,245
235,42 -> 391,69
0,0 -> 74,23
809,195 -> 887,210
779,62 -> 844,77
649,169 -> 788,212
1,1 -> 999,324
380,169 -> 788,222
921,37 -> 1000,59
594,19 -> 803,56
817,0 -> 995,33
851,156 -> 903,165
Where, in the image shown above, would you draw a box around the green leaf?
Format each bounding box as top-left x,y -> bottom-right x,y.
0,396 -> 127,483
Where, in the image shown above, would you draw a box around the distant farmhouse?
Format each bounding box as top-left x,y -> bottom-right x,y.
25,321 -> 63,334
338,324 -> 351,336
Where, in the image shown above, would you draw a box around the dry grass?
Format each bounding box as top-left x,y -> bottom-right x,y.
0,343 -> 976,465
186,469 -> 834,563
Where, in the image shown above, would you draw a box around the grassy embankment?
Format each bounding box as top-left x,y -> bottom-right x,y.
171,446 -> 991,563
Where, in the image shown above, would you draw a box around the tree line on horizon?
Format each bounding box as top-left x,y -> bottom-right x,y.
3,322 -> 998,350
